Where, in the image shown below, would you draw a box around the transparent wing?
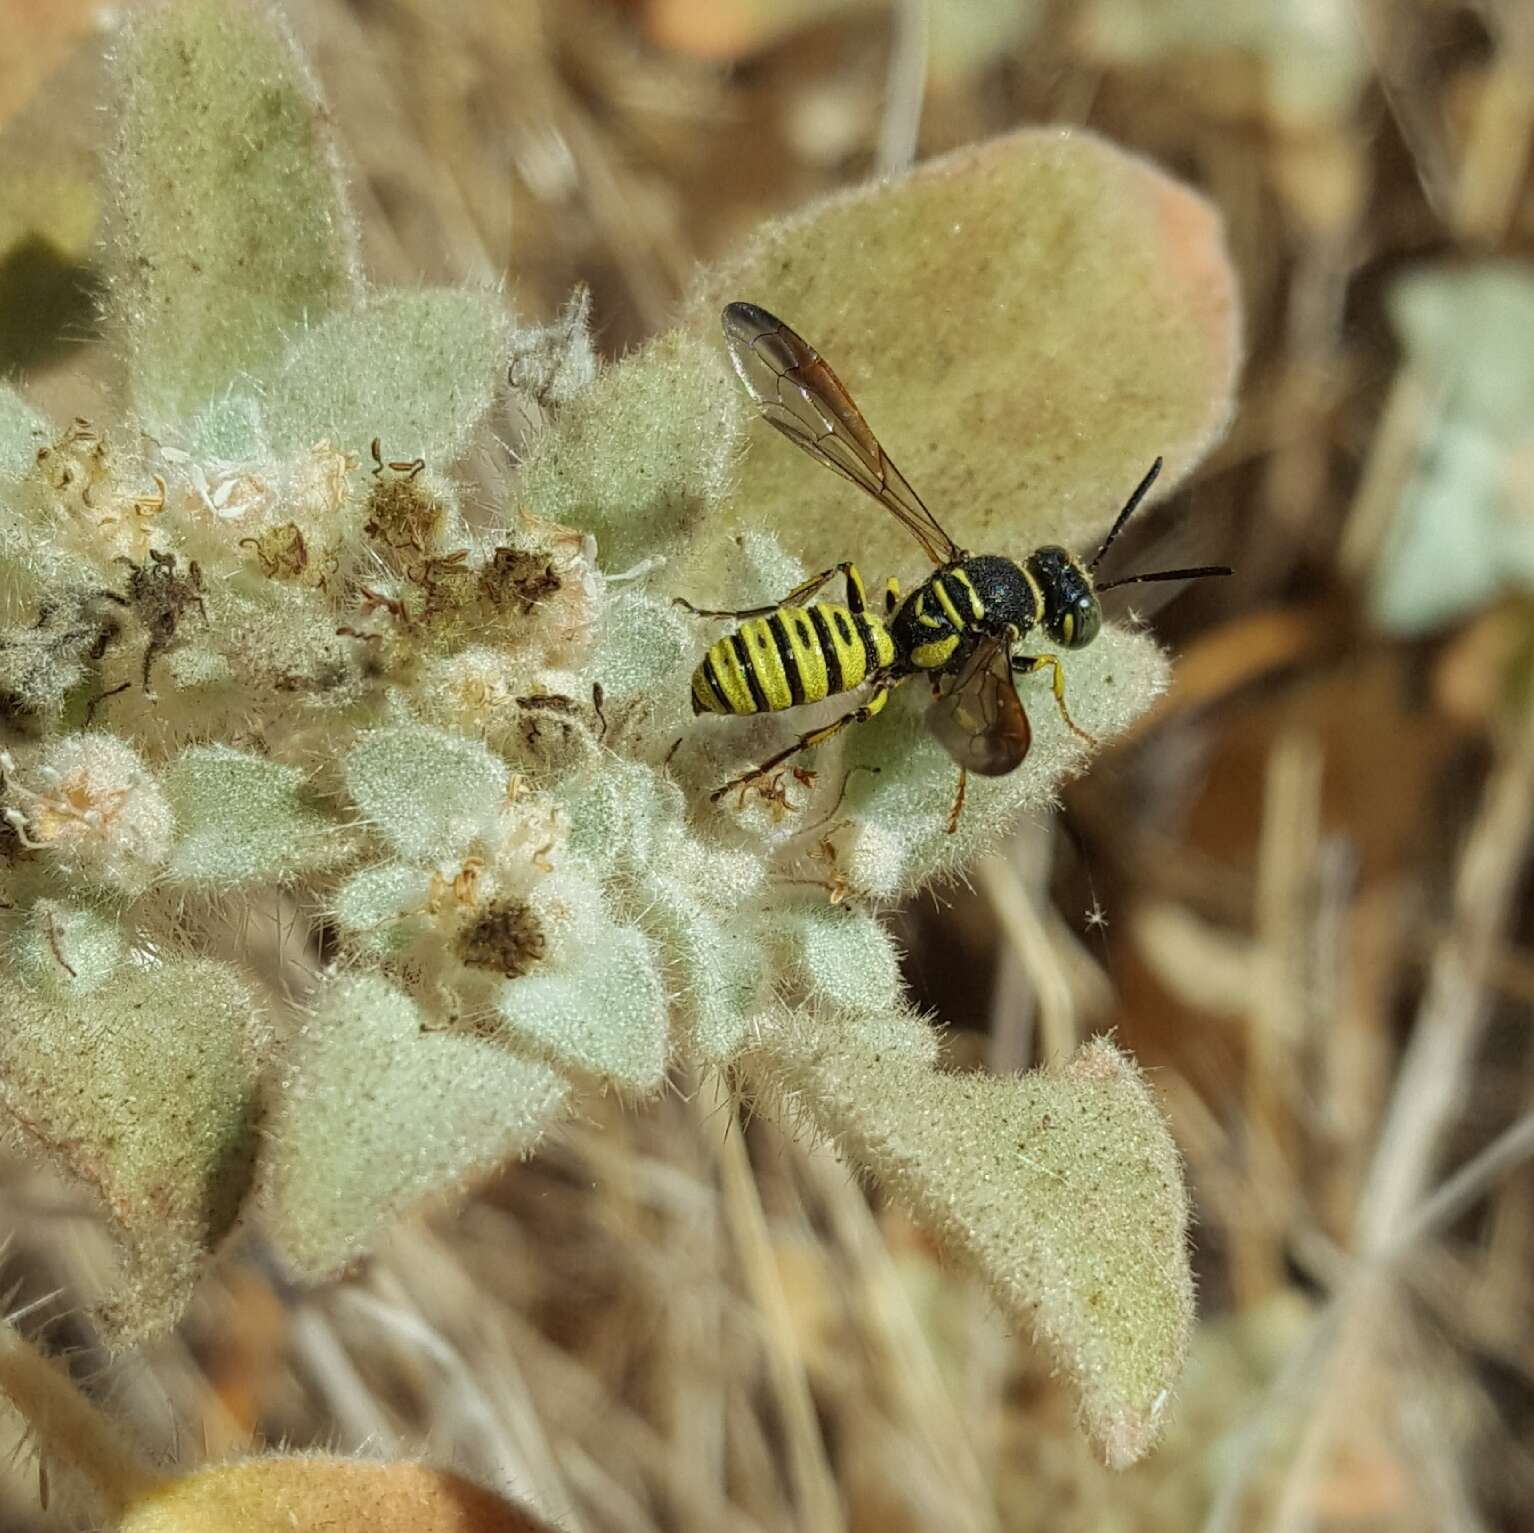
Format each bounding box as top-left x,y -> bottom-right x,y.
722,301 -> 961,568
926,633 -> 1031,776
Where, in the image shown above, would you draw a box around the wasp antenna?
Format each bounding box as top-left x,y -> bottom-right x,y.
1089,456 -> 1163,573
1095,564 -> 1232,592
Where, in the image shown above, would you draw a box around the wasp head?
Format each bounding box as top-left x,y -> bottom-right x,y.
1027,546 -> 1101,649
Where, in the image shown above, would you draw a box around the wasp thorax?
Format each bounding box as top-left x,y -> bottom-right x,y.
1027,546 -> 1101,649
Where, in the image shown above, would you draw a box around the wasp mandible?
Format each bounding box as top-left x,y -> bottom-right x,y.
680,302 -> 1229,816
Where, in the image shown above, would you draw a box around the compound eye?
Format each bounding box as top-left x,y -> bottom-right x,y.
1068,596 -> 1101,648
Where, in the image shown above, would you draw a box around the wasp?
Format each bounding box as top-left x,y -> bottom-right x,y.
682,302 -> 1229,814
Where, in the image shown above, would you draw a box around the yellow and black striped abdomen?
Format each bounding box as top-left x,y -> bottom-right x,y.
690,602 -> 897,717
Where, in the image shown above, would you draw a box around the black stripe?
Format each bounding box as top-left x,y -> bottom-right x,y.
730,631 -> 769,714
810,605 -> 843,694
853,612 -> 882,671
703,652 -> 730,712
769,613 -> 805,706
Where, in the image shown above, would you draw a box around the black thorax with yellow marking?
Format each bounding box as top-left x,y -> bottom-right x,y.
888,553 -> 1045,676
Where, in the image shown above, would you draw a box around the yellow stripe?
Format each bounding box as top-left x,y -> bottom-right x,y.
741,618 -> 793,710
707,635 -> 757,714
821,603 -> 869,690
1022,566 -> 1045,626
692,665 -> 724,713
766,612 -> 806,705
911,634 -> 960,670
870,620 -> 896,668
950,566 -> 985,619
782,607 -> 830,703
932,576 -> 965,629
914,590 -> 942,629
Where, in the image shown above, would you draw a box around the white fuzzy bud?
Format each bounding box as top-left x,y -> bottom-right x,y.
3,735 -> 173,896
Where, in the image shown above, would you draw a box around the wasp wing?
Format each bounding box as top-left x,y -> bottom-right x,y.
926,632 -> 1031,776
722,301 -> 960,568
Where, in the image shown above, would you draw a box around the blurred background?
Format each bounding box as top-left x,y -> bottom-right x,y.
2,0 -> 1533,1528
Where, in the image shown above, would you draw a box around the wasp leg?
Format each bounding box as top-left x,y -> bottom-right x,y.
839,563 -> 872,614
674,562 -> 863,621
1012,653 -> 1096,744
681,564 -> 852,623
884,576 -> 902,616
946,766 -> 968,834
709,678 -> 895,802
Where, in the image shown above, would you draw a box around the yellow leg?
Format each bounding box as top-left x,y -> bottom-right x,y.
675,562 -> 865,621
710,681 -> 893,802
1013,653 -> 1095,744
884,575 -> 902,615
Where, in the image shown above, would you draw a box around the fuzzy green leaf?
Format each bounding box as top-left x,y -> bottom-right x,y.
105,0 -> 360,430
778,903 -> 904,1014
10,899 -> 127,997
332,861 -> 433,959
0,384 -> 47,478
495,922 -> 670,1091
1370,265 -> 1534,633
0,958 -> 268,1344
644,875 -> 766,1066
507,283 -> 598,406
515,328 -> 746,571
186,391 -> 269,463
685,127 -> 1239,583
745,1015 -> 1193,1467
258,975 -> 570,1280
559,754 -> 685,872
163,744 -> 340,889
263,287 -> 508,464
596,589 -> 698,716
343,724 -> 508,865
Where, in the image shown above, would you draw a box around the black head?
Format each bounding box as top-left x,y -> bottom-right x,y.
1026,546 -> 1101,649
